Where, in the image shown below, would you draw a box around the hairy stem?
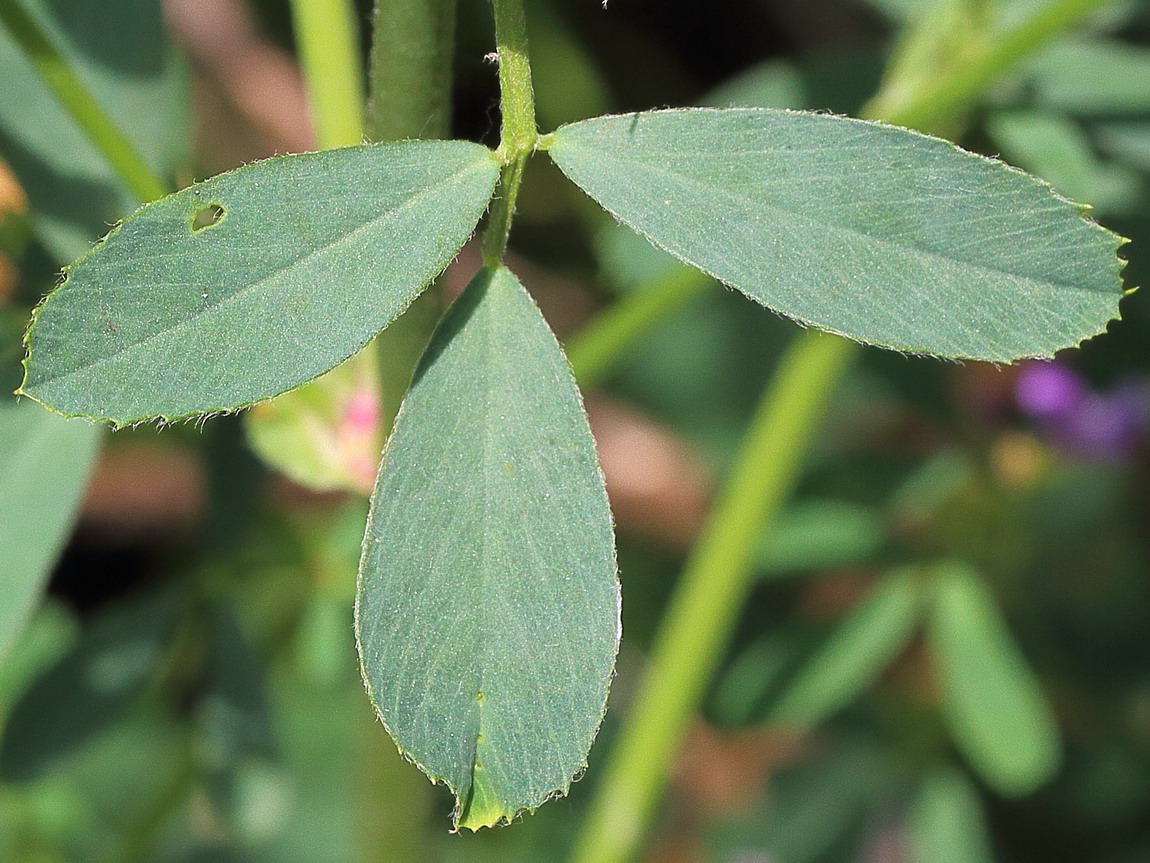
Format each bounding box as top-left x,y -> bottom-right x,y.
482,0 -> 537,267
0,0 -> 166,202
569,2 -> 1119,862
367,0 -> 458,431
289,0 -> 366,149
369,0 -> 456,141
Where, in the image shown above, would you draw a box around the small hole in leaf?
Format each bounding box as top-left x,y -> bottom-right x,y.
191,203 -> 225,232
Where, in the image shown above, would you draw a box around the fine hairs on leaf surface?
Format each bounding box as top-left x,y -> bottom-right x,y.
547,107 -> 1127,362
356,265 -> 620,830
18,140 -> 500,426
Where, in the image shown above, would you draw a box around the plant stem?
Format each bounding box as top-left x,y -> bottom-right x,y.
570,332 -> 855,863
366,0 -> 458,431
566,267 -> 711,389
288,0 -> 366,149
368,0 -> 456,141
482,0 -> 537,267
0,0 -> 166,202
570,2 -> 1120,862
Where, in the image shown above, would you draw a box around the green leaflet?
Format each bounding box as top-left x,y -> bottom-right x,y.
927,562 -> 1061,796
768,567 -> 920,728
356,266 -> 619,830
0,401 -> 100,662
909,767 -> 995,863
547,108 -> 1125,362
19,141 -> 500,425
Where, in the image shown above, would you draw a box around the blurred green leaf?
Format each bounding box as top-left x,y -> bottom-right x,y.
987,110 -> 1139,212
890,449 -> 974,519
20,142 -> 500,425
0,0 -> 186,260
199,608 -> 276,771
357,266 -> 619,830
0,602 -> 76,712
594,221 -> 686,294
768,568 -> 921,728
710,628 -> 806,727
708,737 -> 889,863
706,58 -> 806,110
927,561 -> 1061,796
0,590 -> 177,782
549,108 -> 1125,361
908,766 -> 996,863
704,46 -> 885,117
758,499 -> 885,577
46,709 -> 192,863
530,5 -> 611,130
250,677 -> 358,862
0,400 -> 99,662
1023,39 -> 1150,116
1096,121 -> 1150,173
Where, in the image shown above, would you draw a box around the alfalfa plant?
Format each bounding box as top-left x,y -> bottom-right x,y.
3,0 -> 1127,848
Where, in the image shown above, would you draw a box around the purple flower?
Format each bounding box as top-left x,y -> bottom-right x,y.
1017,362 -> 1148,460
1017,362 -> 1087,421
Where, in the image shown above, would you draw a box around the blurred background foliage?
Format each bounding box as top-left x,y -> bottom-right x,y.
2,0 -> 1150,861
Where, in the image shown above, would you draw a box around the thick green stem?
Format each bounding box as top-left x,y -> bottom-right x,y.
0,0 -> 166,202
482,0 -> 537,267
289,0 -> 366,149
570,2 -> 1119,862
369,0 -> 455,141
367,0 -> 458,431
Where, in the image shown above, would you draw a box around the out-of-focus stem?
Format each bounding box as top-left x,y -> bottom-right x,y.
367,0 -> 458,431
369,0 -> 456,141
289,0 -> 366,149
873,0 -> 1115,129
0,0 -> 166,202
